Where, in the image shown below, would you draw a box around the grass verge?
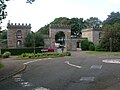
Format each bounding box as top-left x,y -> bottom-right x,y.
86,51 -> 120,56
0,62 -> 4,69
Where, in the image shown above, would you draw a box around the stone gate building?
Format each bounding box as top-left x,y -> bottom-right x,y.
44,24 -> 85,51
7,22 -> 31,48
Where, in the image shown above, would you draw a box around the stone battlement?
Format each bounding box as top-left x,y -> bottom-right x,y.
49,24 -> 71,29
7,23 -> 31,29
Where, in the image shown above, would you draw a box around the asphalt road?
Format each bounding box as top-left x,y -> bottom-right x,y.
0,51 -> 120,90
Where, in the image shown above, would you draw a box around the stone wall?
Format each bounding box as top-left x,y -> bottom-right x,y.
7,23 -> 31,48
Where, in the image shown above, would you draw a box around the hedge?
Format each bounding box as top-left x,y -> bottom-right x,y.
1,47 -> 43,55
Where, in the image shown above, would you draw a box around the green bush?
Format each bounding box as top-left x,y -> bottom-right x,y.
81,40 -> 89,50
1,47 -> 43,55
89,43 -> 95,51
2,51 -> 11,58
95,44 -> 106,51
81,40 -> 95,51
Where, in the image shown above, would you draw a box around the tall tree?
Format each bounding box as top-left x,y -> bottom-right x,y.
69,18 -> 84,37
84,17 -> 102,28
101,12 -> 120,51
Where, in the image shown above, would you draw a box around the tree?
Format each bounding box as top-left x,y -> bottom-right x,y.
69,18 -> 84,37
101,12 -> 120,51
24,32 -> 34,47
24,31 -> 44,47
34,32 -> 44,47
84,17 -> 102,28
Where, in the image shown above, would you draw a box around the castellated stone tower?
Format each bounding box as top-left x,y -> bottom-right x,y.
7,22 -> 31,48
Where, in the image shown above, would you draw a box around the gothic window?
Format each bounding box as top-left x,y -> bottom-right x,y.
16,30 -> 22,39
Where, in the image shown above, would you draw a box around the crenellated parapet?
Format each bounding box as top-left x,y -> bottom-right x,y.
7,23 -> 31,29
49,24 -> 71,29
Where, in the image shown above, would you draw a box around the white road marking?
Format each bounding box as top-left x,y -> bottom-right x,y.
80,77 -> 95,82
21,82 -> 33,87
102,59 -> 120,64
23,58 -> 52,65
14,77 -> 24,82
65,61 -> 82,68
33,87 -> 50,90
90,65 -> 102,69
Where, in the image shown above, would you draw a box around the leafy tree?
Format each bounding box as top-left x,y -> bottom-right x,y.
24,32 -> 34,47
103,12 -> 120,25
34,32 -> 44,47
24,31 -> 44,47
84,17 -> 102,28
69,18 -> 84,37
0,30 -> 7,39
101,12 -> 120,51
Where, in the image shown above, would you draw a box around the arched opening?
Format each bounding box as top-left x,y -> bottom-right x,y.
17,40 -> 22,48
55,31 -> 65,46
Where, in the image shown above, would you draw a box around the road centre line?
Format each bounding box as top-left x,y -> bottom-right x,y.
65,61 -> 82,68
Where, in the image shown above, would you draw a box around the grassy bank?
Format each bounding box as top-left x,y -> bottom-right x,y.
0,62 -> 4,69
86,51 -> 120,56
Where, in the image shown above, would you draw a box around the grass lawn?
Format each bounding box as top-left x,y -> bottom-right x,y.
0,62 -> 4,69
86,51 -> 120,56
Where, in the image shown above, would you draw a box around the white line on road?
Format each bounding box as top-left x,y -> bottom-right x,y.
102,59 -> 120,64
65,61 -> 82,68
23,58 -> 52,65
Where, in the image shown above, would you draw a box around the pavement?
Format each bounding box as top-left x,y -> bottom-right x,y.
0,56 -> 27,82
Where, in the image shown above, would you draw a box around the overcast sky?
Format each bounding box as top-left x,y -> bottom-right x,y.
1,0 -> 120,32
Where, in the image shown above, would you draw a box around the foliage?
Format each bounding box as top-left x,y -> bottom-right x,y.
0,62 -> 4,69
81,39 -> 95,51
24,31 -> 44,47
38,17 -> 102,38
86,51 -> 120,56
81,39 -> 90,50
95,44 -> 106,51
103,12 -> 120,25
17,52 -> 71,59
1,47 -> 43,55
101,12 -> 120,51
24,32 -> 34,47
2,51 -> 11,58
84,17 -> 102,28
34,32 -> 44,47
89,43 -> 95,51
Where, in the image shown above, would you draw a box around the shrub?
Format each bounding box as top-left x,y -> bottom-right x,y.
89,43 -> 95,51
95,44 -> 106,51
81,40 -> 95,51
81,40 -> 89,50
2,51 -> 11,58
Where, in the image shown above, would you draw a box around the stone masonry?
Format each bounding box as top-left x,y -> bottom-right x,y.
7,23 -> 31,48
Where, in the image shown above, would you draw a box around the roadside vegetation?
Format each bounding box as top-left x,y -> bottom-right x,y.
86,51 -> 120,56
0,62 -> 4,69
16,52 -> 71,59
